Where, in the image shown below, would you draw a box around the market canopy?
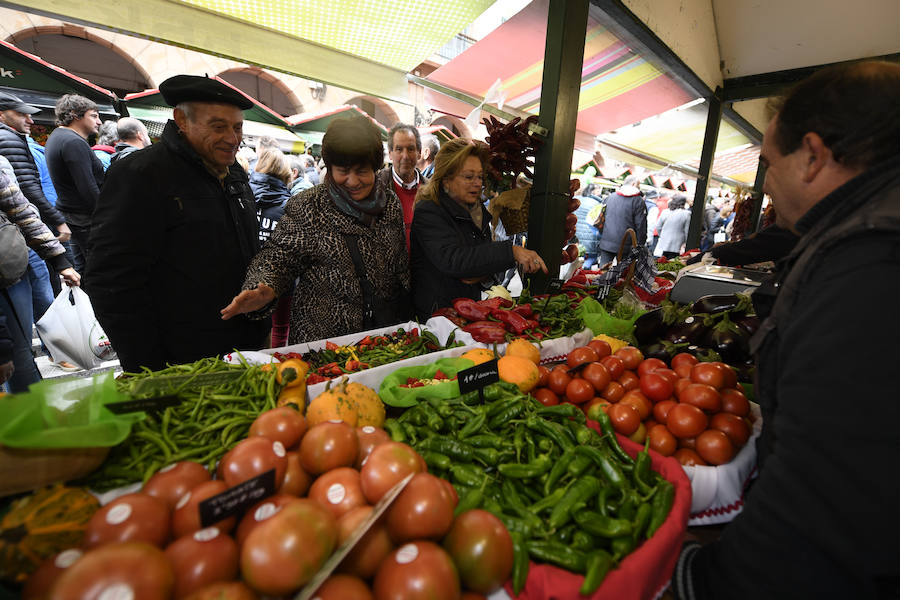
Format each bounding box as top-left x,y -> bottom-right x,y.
287,105 -> 388,134
0,38 -> 119,121
7,0 -> 495,105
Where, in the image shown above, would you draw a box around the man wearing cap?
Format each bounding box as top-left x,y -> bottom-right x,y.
87,75 -> 268,371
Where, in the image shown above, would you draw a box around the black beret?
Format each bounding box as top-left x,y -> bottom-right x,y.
159,75 -> 253,110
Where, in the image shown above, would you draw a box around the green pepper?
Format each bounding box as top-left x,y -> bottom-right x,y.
466,434 -> 503,448
567,420 -> 595,445
632,437 -> 655,495
631,503 -> 652,547
610,535 -> 634,561
498,454 -> 552,479
553,523 -> 577,544
526,540 -> 587,573
488,402 -> 525,429
528,485 -> 567,515
511,531 -> 529,596
513,425 -> 525,462
486,397 -> 519,419
580,550 -> 614,595
454,485 -> 484,517
535,404 -> 585,423
513,478 -> 542,504
501,479 -> 543,533
383,418 -> 406,442
526,416 -> 574,452
424,396 -> 453,419
575,445 -> 627,490
593,410 -> 635,465
573,509 -> 633,538
548,475 -> 601,530
543,447 -> 575,495
450,463 -> 487,487
646,479 -> 674,540
473,446 -> 500,466
458,409 -> 486,438
566,453 -> 594,479
572,530 -> 596,552
418,437 -> 476,462
419,451 -> 451,471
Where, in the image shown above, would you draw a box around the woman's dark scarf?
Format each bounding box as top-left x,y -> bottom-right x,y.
328,179 -> 386,227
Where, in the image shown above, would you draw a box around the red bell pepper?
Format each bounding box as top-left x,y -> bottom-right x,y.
490,308 -> 532,335
325,341 -> 339,351
477,297 -> 514,310
512,303 -> 533,318
453,298 -> 490,321
431,307 -> 467,327
462,321 -> 508,343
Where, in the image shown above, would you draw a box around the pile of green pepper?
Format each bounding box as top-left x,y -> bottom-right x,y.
383,382 -> 675,596
84,359 -> 279,491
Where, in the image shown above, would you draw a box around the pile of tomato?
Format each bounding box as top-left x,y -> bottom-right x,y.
25,405 -> 510,600
529,342 -> 753,467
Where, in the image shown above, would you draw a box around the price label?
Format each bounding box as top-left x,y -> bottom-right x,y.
547,278 -> 564,293
198,469 -> 276,527
457,359 -> 499,395
105,395 -> 182,414
596,283 -> 612,301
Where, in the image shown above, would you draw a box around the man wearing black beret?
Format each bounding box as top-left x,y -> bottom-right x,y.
86,75 -> 269,371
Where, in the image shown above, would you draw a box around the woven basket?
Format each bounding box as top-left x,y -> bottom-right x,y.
494,187 -> 531,235
0,445 -> 109,496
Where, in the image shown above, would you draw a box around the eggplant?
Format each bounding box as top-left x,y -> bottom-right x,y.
633,308 -> 666,345
690,293 -> 753,316
686,345 -> 722,363
702,313 -> 751,364
641,340 -> 688,362
734,314 -> 761,336
664,315 -> 709,345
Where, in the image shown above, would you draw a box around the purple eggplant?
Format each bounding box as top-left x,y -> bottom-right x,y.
634,308 -> 665,345
734,314 -> 761,336
702,313 -> 751,364
641,340 -> 689,362
664,315 -> 709,345
690,293 -> 753,316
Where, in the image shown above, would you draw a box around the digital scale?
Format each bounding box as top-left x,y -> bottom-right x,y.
669,263 -> 773,305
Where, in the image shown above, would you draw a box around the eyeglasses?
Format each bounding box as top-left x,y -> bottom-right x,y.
457,173 -> 484,184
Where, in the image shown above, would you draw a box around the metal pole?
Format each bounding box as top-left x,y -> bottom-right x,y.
527,0 -> 589,293
748,161 -> 767,233
686,89 -> 723,250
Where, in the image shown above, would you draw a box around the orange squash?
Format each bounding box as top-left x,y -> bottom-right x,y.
497,355 -> 540,393
0,485 -> 99,582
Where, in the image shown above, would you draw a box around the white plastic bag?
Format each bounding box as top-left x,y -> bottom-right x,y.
36,286 -> 116,370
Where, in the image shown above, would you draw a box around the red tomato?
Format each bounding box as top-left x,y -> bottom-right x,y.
601,380 -> 625,402
312,574 -> 373,600
644,418 -> 659,430
587,339 -> 612,359
143,462 -> 211,510
546,366 -> 572,396
235,494 -> 299,546
83,493 -> 170,549
439,478 -> 458,509
359,442 -> 426,504
637,357 -> 667,378
532,387 -> 560,407
279,451 -> 313,496
172,481 -> 236,539
654,368 -> 680,387
337,506 -> 394,579
23,549 -> 82,600
443,509 -> 512,594
710,412 -> 752,447
356,426 -> 392,469
627,422 -> 647,444
674,377 -> 692,399
713,362 -> 739,389
565,378 -> 595,405
720,388 -> 751,417
671,352 -> 699,372
583,398 -> 610,421
652,399 -> 677,424
617,370 -> 640,392
581,362 -> 611,393
249,406 -> 307,449
672,362 -> 693,379
373,541 -> 460,600
218,437 -> 287,488
567,346 -> 599,369
614,346 -> 644,371
182,581 -> 257,600
240,499 -> 337,596
536,365 -> 551,388
607,402 -> 641,435
696,429 -> 736,465
165,527 -> 239,599
619,390 -> 651,420
648,424 -> 677,456
679,436 -> 698,450
308,467 -> 367,519
599,355 -> 625,380
690,362 -> 728,389
639,372 -> 674,403
674,448 -> 708,466
679,383 -> 722,413
299,421 -> 359,475
50,542 -> 173,599
665,403 -> 708,438
386,473 -> 455,543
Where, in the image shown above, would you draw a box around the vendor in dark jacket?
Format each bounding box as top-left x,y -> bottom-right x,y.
672,61 -> 900,600
597,175 -> 647,265
86,75 -> 269,372
408,138 -> 547,320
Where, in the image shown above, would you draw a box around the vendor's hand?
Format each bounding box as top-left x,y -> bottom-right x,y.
56,223 -> 71,243
0,360 -> 13,385
512,245 -> 548,275
60,267 -> 80,286
221,284 -> 275,320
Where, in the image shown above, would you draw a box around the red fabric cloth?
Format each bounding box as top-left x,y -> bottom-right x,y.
394,183 -> 417,253
504,428 -> 692,600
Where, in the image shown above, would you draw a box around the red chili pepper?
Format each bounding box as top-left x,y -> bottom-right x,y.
325,341 -> 339,351
568,272 -> 588,285
490,309 -> 532,335
434,370 -> 448,380
477,297 -> 514,310
358,335 -> 373,346
453,298 -> 490,321
306,374 -> 329,385
410,328 -> 419,337
462,321 -> 508,343
512,303 -> 533,318
563,280 -> 587,289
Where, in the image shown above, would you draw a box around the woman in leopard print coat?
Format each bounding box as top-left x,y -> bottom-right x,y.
222,118 -> 411,344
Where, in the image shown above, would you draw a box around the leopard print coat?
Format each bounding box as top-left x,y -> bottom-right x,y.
243,181 -> 411,345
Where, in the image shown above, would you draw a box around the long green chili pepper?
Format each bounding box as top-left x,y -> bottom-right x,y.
580,550 -> 614,595
511,531 -> 529,595
646,479 -> 675,539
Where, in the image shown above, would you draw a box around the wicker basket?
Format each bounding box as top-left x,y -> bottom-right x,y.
490,187 -> 530,235
0,445 -> 109,497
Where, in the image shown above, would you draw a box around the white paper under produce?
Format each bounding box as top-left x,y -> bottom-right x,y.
425,316 -> 595,365
683,402 -> 763,526
261,321 -> 426,356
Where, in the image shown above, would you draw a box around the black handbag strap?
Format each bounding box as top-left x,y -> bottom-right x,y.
341,233 -> 377,329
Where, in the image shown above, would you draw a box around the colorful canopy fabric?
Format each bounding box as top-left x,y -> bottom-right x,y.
287,105 -> 388,134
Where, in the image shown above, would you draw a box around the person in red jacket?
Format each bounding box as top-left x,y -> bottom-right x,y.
376,123 -> 426,253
